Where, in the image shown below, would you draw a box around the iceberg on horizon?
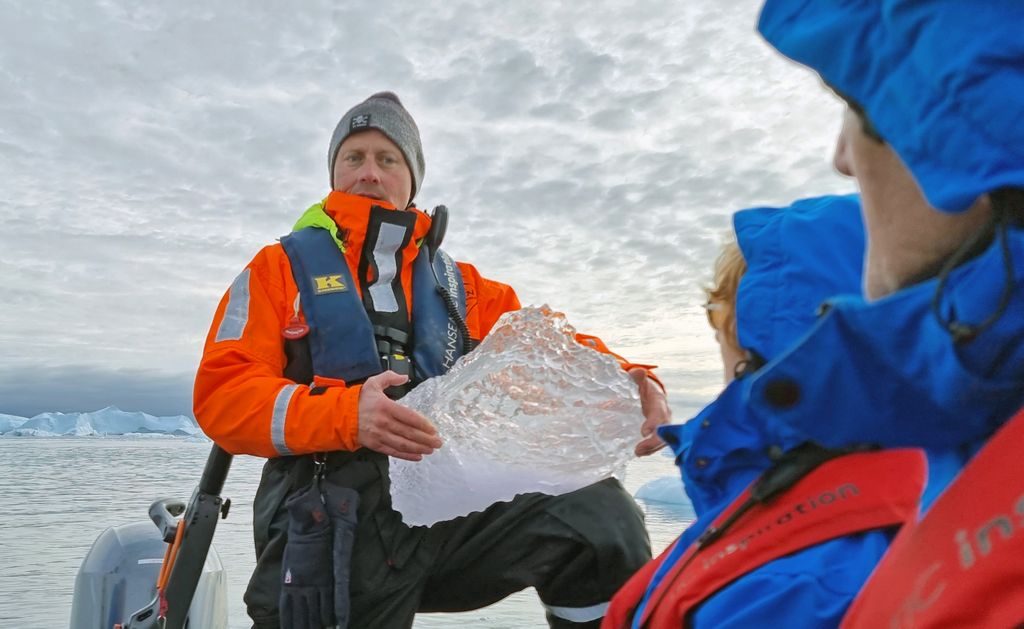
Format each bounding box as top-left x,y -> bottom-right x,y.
1,406 -> 205,438
0,413 -> 28,433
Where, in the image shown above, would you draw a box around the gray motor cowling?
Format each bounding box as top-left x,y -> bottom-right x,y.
69,521 -> 227,628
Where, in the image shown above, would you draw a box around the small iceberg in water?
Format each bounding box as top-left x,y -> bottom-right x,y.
635,475 -> 690,505
635,475 -> 697,527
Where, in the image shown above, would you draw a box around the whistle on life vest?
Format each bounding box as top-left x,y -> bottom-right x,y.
283,293 -> 310,340
282,315 -> 310,340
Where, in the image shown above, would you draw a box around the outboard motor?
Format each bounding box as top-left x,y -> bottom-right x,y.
70,444 -> 234,628
69,521 -> 227,628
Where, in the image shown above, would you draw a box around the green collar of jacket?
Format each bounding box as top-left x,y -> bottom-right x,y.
292,199 -> 346,253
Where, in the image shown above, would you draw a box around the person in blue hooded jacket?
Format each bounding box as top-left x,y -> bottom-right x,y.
603,194 -> 928,628
753,1 -> 1024,624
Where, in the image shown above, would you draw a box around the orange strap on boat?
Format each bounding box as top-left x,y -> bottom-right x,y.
156,519 -> 185,592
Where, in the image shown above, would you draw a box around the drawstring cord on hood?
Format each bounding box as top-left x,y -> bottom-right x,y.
931,188 -> 1022,344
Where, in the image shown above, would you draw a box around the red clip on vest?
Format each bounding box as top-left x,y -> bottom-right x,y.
842,409 -> 1024,629
604,449 -> 926,629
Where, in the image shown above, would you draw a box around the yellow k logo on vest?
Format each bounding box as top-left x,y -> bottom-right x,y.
313,274 -> 348,294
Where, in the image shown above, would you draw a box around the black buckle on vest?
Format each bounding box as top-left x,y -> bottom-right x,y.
373,325 -> 409,348
381,352 -> 411,376
382,353 -> 413,400
374,325 -> 414,399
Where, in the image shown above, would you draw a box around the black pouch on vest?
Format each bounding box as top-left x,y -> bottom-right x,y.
279,483 -> 335,629
321,480 -> 360,629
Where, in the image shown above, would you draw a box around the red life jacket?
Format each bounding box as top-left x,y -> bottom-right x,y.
603,449 -> 926,629
841,409 -> 1024,629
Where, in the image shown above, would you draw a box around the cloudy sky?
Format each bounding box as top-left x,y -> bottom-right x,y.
0,0 -> 854,419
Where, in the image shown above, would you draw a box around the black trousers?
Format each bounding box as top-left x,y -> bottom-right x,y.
246,451 -> 651,629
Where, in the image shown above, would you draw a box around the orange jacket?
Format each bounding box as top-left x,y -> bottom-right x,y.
194,191 -> 655,457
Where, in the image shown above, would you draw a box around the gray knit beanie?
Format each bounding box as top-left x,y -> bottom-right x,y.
328,91 -> 425,205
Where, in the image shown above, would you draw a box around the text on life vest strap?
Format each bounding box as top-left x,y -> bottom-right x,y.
635,448 -> 926,628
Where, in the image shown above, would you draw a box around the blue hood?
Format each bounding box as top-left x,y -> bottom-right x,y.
758,0 -> 1024,213
734,194 -> 864,361
660,194 -> 865,517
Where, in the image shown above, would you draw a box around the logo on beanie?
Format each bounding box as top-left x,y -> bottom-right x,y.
351,114 -> 371,130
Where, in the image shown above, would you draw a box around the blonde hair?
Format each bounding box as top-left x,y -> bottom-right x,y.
703,239 -> 747,349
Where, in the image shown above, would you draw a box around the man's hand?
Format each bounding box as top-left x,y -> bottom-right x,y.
629,367 -> 671,456
357,371 -> 443,461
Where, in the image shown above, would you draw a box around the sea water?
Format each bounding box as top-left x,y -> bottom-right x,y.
0,438 -> 693,628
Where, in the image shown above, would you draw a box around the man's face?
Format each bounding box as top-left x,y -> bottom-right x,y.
332,129 -> 412,210
833,108 -> 992,299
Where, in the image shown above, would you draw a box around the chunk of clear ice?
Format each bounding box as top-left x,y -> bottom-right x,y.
390,306 -> 643,526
